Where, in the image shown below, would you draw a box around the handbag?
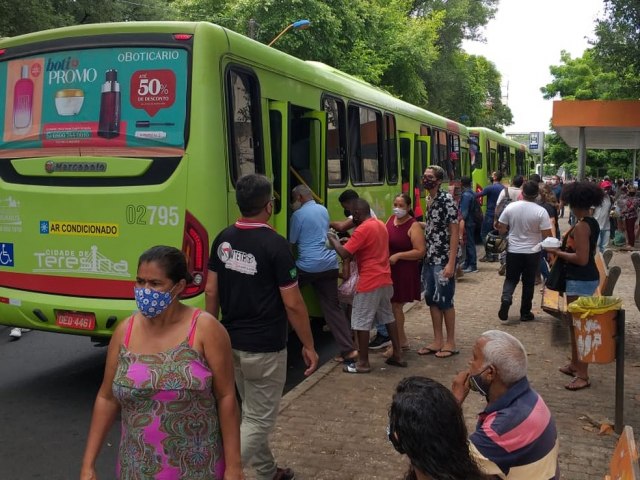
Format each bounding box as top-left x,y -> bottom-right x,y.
544,224 -> 575,293
545,257 -> 566,292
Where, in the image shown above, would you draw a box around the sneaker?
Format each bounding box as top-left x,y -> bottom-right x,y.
479,256 -> 489,263
368,334 -> 391,350
9,327 -> 22,339
462,267 -> 478,273
273,467 -> 295,480
520,312 -> 535,322
498,302 -> 510,321
498,263 -> 507,276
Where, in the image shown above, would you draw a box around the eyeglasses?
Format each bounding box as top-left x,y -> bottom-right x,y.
263,196 -> 276,208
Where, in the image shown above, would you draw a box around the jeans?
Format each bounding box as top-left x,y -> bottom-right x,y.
501,252 -> 539,315
598,229 -> 611,253
463,221 -> 477,269
540,253 -> 550,280
423,263 -> 456,310
234,349 -> 287,480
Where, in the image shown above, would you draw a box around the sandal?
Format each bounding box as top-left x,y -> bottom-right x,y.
565,376 -> 590,391
382,345 -> 411,359
343,363 -> 371,374
558,364 -> 576,377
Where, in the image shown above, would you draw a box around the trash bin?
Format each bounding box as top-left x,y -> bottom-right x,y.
567,296 -> 622,364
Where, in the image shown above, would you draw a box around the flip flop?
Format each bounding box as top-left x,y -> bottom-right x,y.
343,363 -> 371,374
385,357 -> 408,368
435,349 -> 460,359
565,376 -> 590,391
417,347 -> 440,356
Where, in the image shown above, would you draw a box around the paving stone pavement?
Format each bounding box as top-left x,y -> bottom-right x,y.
250,231 -> 640,479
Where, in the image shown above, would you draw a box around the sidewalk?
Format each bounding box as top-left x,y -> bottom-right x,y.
262,244 -> 640,479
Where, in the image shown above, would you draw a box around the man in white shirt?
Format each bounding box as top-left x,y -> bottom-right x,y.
593,181 -> 613,252
496,182 -> 552,322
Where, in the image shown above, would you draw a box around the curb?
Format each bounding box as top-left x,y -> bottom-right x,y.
279,356 -> 341,413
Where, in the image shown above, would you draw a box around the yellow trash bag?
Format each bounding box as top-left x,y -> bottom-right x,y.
567,296 -> 622,318
567,296 -> 622,363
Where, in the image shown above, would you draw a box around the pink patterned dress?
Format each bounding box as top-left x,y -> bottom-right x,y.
113,309 -> 225,479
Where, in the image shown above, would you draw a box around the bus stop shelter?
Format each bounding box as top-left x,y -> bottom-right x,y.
552,100 -> 640,180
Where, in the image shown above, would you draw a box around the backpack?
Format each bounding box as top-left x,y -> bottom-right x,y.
495,188 -> 516,220
463,190 -> 482,225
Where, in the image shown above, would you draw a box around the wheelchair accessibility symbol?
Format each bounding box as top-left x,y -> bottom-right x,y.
0,243 -> 14,267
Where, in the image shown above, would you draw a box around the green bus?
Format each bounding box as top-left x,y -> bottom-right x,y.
468,127 -> 532,210
0,21 -> 468,340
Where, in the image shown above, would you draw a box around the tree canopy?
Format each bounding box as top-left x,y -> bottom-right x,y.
0,0 -> 511,130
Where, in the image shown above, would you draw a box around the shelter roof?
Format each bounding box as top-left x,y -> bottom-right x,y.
552,100 -> 640,149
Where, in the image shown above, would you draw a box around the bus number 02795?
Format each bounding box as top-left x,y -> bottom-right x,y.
125,205 -> 180,226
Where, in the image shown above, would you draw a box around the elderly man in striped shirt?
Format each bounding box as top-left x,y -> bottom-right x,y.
452,330 -> 559,479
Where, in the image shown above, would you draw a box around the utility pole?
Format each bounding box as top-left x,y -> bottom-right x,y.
248,19 -> 257,39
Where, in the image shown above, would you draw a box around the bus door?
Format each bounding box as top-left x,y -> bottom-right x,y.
268,100 -> 289,234
399,132 -> 416,211
416,135 -> 430,213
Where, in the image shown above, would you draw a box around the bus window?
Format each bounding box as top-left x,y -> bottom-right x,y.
449,134 -> 461,180
498,145 -> 509,177
469,133 -> 481,171
516,150 -> 525,175
226,68 -> 263,183
323,96 -> 347,186
348,104 -> 383,184
400,137 -> 411,184
432,129 -> 448,178
384,114 -> 398,184
489,147 -> 497,179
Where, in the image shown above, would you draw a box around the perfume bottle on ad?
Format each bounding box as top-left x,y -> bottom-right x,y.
13,65 -> 33,132
97,69 -> 121,139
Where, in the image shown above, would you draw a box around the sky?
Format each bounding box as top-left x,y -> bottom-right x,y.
463,0 -> 604,134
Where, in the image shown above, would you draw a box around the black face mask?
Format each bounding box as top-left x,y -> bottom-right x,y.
343,208 -> 351,217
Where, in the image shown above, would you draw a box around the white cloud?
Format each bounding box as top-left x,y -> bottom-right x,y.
463,0 -> 604,134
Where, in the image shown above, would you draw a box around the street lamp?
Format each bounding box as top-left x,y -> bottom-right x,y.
267,19 -> 310,47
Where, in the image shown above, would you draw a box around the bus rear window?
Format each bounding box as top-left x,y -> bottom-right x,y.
0,46 -> 188,159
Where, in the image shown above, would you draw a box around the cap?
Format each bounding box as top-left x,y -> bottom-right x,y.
600,180 -> 612,189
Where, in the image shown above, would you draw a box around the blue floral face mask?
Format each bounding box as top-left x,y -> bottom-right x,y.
134,285 -> 176,318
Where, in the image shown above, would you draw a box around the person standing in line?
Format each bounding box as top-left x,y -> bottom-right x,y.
205,174 -> 318,480
459,176 -> 478,273
476,171 -> 505,262
593,180 -> 613,252
551,175 -> 563,217
330,189 -> 391,351
617,184 -> 640,250
82,246 -> 242,480
382,192 -> 426,359
329,198 -> 408,373
494,175 -> 524,276
289,184 -> 357,363
496,181 -> 552,322
546,181 -> 603,391
416,165 -> 460,359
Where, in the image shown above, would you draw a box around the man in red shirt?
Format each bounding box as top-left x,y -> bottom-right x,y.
330,199 -> 407,373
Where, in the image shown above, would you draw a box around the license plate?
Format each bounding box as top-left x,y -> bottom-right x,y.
55,311 -> 96,331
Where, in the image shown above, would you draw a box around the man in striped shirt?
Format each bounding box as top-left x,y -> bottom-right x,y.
452,330 -> 559,479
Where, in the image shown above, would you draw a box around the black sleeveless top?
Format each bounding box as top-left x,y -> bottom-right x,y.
565,216 -> 600,281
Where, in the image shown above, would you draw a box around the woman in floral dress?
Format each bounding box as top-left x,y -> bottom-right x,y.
81,246 -> 242,479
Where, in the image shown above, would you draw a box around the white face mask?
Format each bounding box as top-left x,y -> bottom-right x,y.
393,207 -> 407,218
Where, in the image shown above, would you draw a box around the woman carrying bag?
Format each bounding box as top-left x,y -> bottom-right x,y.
544,182 -> 604,391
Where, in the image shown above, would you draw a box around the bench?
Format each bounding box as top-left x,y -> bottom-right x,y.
541,249 -> 621,319
604,425 -> 639,480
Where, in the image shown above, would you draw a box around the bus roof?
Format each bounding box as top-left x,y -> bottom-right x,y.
469,126 -> 528,151
0,21 -> 467,136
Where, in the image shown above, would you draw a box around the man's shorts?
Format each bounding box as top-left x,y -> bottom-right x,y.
351,285 -> 394,331
423,263 -> 456,310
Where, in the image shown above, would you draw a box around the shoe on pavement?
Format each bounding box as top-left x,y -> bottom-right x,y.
368,335 -> 391,350
9,327 -> 22,339
498,302 -> 510,321
462,267 -> 478,273
479,256 -> 489,263
520,312 -> 535,322
273,467 -> 295,480
498,263 -> 506,276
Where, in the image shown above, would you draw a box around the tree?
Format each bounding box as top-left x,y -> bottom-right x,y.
0,0 -> 176,37
593,0 -> 640,98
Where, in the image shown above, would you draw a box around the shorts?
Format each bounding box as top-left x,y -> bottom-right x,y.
351,285 -> 394,331
565,279 -> 599,297
423,263 -> 456,310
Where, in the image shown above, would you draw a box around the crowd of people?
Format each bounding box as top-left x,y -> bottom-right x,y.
78,169 -> 638,479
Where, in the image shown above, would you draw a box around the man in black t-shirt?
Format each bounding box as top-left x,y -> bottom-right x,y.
205,174 -> 318,480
